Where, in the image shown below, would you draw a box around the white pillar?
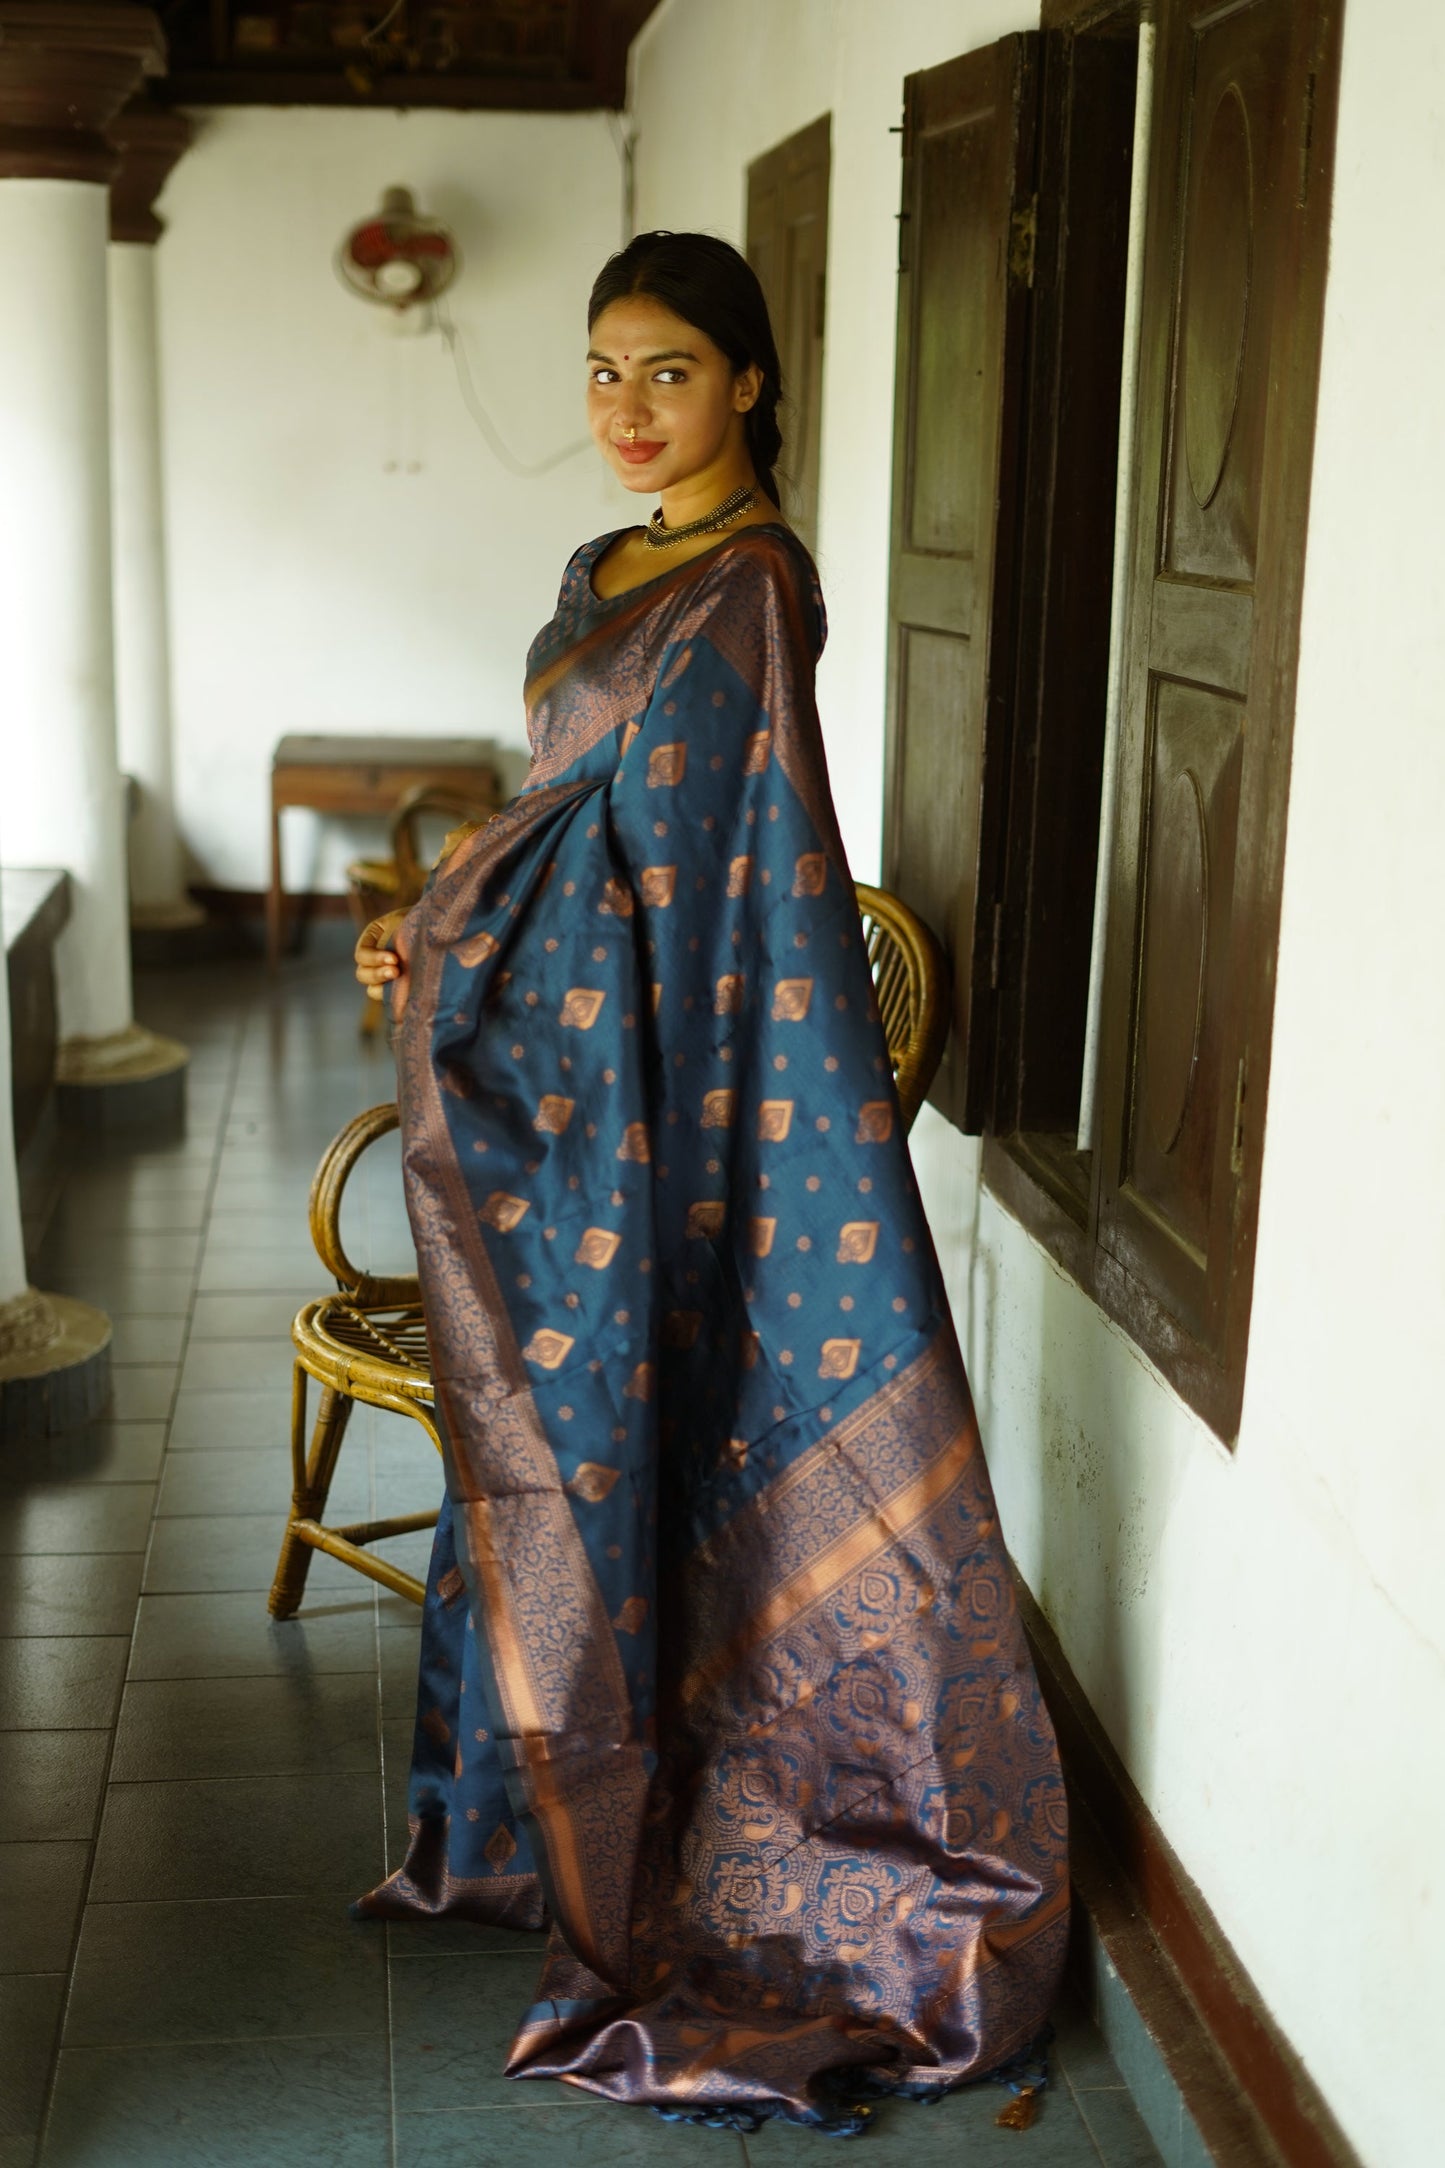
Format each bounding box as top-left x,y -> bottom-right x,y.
0,178 -> 134,1042
108,103 -> 197,934
0,958 -> 28,1311
110,238 -> 197,926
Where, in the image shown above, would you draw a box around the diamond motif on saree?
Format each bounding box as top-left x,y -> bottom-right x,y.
647,742 -> 686,787
522,1328 -> 574,1369
574,1228 -> 621,1268
480,1192 -> 530,1232
855,1100 -> 894,1142
836,1221 -> 879,1264
559,987 -> 606,1028
757,1099 -> 794,1141
567,1463 -> 621,1503
819,1337 -> 862,1380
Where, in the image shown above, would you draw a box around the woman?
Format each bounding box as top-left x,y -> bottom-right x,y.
354,231 -> 1067,2135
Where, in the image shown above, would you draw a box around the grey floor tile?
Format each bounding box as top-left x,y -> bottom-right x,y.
127,1590 -> 376,1682
390,1951 -> 584,2116
89,1771 -> 384,1901
745,2075 -> 1104,2161
106,1317 -> 188,1365
190,1292 -> 319,1343
51,1200 -> 206,1239
385,1919 -> 548,1958
368,1528 -> 433,1588
206,1211 -> 315,1249
107,1368 -> 177,1423
0,1731 -> 110,1843
0,1843 -> 89,1974
1054,1986 -> 1136,2092
110,1672 -> 379,1783
40,1270 -> 194,1318
198,1250 -> 333,1294
65,1895 -> 386,2048
395,2103 -> 749,2166
374,1455 -> 440,1520
0,1555 -> 143,1639
383,1717 -> 416,1865
0,1486 -> 154,1558
0,1973 -> 64,2151
0,1425 -> 166,1489
0,1637 -> 129,1728
41,2037 -> 389,2166
1073,2083 -> 1169,2166
62,1170 -> 213,1209
156,1447 -> 368,1522
168,1386 -> 295,1447
379,1624 -> 422,1722
37,1231 -> 202,1275
142,1515 -> 355,1596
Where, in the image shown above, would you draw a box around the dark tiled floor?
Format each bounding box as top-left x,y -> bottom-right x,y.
0,951 -> 1163,2166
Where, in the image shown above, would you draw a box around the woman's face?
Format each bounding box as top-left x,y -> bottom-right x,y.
586,295 -> 761,496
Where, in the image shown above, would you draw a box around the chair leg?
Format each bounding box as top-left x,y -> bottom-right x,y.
269,1368 -> 357,1619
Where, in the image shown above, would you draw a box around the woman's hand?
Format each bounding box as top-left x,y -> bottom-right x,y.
355,908 -> 409,1003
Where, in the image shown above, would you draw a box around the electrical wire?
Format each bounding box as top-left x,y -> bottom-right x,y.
430,109 -> 634,476
362,0 -> 408,50
434,296 -> 593,478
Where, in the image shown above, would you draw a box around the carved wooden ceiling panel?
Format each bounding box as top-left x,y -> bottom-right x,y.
157,0 -> 660,108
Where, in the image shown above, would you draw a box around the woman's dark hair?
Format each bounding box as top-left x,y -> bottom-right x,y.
588,230 -> 786,509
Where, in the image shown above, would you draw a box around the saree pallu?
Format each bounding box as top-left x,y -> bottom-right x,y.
359,524 -> 1068,2132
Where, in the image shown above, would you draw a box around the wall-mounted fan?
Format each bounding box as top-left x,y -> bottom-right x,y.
337,186 -> 459,311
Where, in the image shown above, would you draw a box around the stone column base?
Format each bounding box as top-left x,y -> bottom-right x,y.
56,1021 -> 188,1132
0,1287 -> 111,1443
129,898 -> 227,969
130,899 -> 205,932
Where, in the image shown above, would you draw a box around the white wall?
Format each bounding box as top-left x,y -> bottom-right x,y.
631,0 -> 1027,882
634,5 -> 1445,2165
155,106 -> 634,892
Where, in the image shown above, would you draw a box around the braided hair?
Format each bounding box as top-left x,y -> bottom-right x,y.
587,230 -> 786,510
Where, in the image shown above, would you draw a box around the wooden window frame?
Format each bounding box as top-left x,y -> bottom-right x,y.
745,114 -> 832,557
980,0 -> 1343,1442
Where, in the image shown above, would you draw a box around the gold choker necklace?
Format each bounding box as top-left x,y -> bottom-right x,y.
642,484 -> 757,551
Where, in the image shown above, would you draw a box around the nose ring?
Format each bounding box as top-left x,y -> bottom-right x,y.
624,427 -> 637,440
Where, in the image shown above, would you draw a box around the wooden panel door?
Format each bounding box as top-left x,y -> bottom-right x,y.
746,114 -> 831,556
1094,0 -> 1336,1384
882,36 -> 1040,1133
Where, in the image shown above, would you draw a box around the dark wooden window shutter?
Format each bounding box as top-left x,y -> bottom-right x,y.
1091,0 -> 1338,1429
745,115 -> 831,557
881,36 -> 1041,1133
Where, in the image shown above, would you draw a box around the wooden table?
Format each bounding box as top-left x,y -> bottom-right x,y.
268,734 -> 501,968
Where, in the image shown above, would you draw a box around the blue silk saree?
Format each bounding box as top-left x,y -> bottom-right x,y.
360,523 -> 1068,2132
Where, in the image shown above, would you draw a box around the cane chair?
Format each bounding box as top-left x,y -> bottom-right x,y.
854,882 -> 950,1132
348,778 -> 502,1035
269,882 -> 948,1618
268,1102 -> 438,1619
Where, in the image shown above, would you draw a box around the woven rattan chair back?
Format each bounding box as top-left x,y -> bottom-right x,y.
387,779 -> 501,899
269,1101 -> 438,1620
853,881 -> 950,1131
347,779 -> 502,1035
